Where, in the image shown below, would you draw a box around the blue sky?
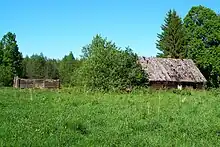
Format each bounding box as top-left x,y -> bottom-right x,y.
1,0 -> 219,59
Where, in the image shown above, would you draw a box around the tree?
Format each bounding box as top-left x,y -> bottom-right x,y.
0,32 -> 23,86
23,53 -> 47,79
22,54 -> 60,79
77,34 -> 148,91
0,42 -> 3,64
81,44 -> 92,59
63,51 -> 75,61
183,5 -> 220,87
156,9 -> 186,58
45,59 -> 59,79
59,51 -> 79,86
21,55 -> 29,78
1,32 -> 23,77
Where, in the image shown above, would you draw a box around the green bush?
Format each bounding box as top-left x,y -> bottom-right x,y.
76,35 -> 148,91
0,65 -> 13,86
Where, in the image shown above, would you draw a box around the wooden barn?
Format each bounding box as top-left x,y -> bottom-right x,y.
138,57 -> 207,89
13,77 -> 60,89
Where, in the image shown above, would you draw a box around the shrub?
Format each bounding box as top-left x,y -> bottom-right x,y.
0,65 -> 13,86
76,35 -> 148,91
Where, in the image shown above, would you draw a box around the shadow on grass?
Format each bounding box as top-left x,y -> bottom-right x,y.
64,120 -> 89,135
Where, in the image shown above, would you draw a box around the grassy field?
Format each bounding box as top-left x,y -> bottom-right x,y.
0,88 -> 220,146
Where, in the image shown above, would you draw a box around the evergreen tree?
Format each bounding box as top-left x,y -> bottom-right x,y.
21,55 -> 29,78
156,9 -> 186,58
25,53 -> 46,79
59,51 -> 78,86
23,55 -> 33,79
22,55 -> 60,79
45,59 -> 59,79
63,51 -> 75,61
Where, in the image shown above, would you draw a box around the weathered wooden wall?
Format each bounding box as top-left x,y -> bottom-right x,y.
13,77 -> 60,89
149,81 -> 204,90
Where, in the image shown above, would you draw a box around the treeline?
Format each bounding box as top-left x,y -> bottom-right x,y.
0,5 -> 220,89
0,32 -> 81,87
21,52 -> 81,87
157,5 -> 220,87
0,33 -> 147,90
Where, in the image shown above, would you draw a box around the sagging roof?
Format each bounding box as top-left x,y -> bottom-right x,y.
138,57 -> 207,83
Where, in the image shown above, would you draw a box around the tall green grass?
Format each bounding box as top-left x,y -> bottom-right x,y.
0,88 -> 220,146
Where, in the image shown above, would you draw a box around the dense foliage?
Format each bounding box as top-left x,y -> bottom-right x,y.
156,6 -> 220,87
183,6 -> 220,87
0,33 -> 146,90
0,33 -> 23,86
77,35 -> 148,91
59,51 -> 82,87
0,65 -> 13,86
22,54 -> 60,79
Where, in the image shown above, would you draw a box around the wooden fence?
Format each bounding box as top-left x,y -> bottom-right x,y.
13,77 -> 60,89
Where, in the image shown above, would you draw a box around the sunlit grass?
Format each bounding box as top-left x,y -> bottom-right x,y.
0,88 -> 220,146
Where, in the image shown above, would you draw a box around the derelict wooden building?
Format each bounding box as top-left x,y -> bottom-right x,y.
138,57 -> 207,89
13,77 -> 60,89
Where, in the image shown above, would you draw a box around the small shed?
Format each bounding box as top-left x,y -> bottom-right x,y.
138,57 -> 207,89
13,77 -> 60,89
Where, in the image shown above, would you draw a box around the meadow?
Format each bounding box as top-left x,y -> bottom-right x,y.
0,88 -> 220,146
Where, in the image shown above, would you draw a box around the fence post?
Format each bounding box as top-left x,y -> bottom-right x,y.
58,79 -> 60,89
13,76 -> 19,88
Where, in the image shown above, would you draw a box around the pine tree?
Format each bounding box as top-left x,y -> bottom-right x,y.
45,59 -> 59,79
21,55 -> 29,78
30,53 -> 46,79
59,51 -> 77,86
63,51 -> 75,61
156,9 -> 186,58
